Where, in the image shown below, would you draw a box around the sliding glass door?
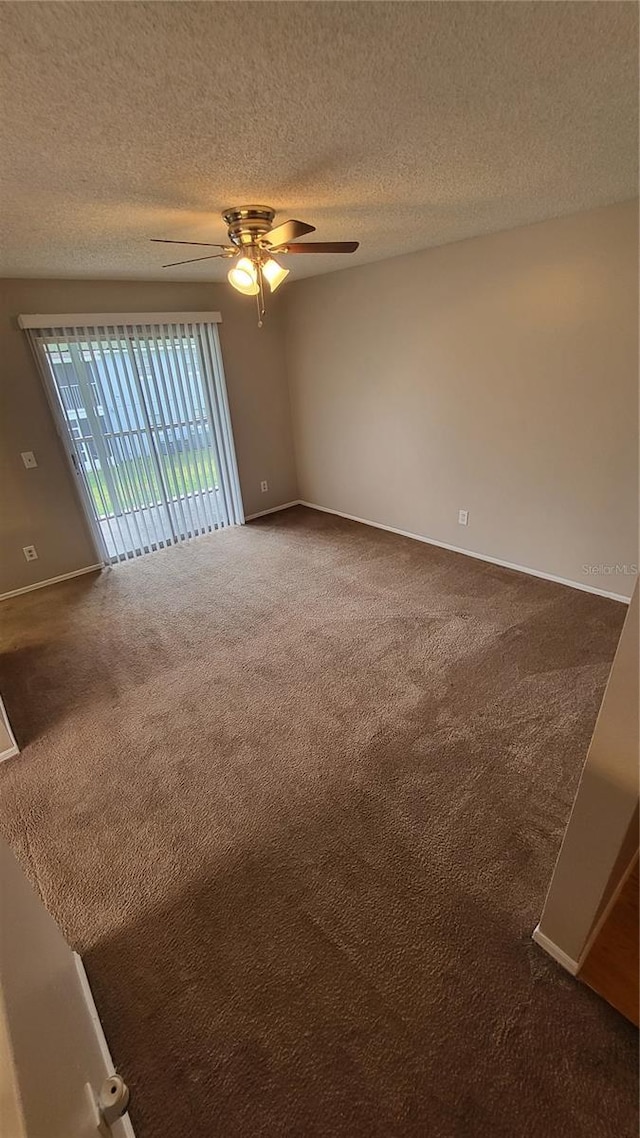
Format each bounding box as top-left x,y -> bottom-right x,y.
23,315 -> 244,563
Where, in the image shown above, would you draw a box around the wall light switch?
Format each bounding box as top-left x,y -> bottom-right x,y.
21,451 -> 37,469
458,509 -> 469,526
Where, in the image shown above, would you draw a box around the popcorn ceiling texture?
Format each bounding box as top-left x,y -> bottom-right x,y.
0,1 -> 637,282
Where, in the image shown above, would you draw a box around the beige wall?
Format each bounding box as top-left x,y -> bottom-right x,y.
536,584 -> 639,963
0,279 -> 298,595
284,201 -> 638,598
2,203 -> 637,598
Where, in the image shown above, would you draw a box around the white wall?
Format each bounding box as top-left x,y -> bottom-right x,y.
0,839 -> 132,1137
284,201 -> 638,598
0,987 -> 25,1138
0,697 -> 19,761
536,585 -> 639,963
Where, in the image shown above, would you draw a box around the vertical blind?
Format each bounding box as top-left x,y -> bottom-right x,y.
21,314 -> 244,563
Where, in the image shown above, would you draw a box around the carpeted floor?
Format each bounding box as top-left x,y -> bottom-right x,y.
0,506 -> 637,1137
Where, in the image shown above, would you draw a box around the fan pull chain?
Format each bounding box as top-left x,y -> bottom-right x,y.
256,263 -> 266,328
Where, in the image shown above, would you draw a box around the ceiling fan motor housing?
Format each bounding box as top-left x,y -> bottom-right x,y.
223,206 -> 276,248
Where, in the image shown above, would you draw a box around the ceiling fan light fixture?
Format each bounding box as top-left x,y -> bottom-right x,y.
153,208 -> 359,326
227,256 -> 259,295
262,257 -> 289,292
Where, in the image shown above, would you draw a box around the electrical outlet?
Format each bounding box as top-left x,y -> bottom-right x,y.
21,451 -> 37,469
458,509 -> 469,526
260,480 -> 268,493
23,545 -> 38,562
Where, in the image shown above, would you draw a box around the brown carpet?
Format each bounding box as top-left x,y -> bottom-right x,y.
0,506 -> 636,1137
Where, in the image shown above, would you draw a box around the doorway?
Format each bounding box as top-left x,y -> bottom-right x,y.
21,314 -> 244,562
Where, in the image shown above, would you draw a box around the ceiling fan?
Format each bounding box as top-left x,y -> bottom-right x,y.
151,206 -> 359,326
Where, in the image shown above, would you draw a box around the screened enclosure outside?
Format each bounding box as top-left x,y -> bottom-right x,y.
24,316 -> 244,562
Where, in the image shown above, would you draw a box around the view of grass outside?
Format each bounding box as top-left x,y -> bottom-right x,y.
86,446 -> 219,517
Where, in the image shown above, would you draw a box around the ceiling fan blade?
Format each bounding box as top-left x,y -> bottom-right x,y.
151,239 -> 229,248
277,241 -> 359,254
262,219 -> 316,247
161,253 -> 228,268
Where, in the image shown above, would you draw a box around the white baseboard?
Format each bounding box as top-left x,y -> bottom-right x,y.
245,500 -> 301,521
0,564 -> 103,602
297,501 -> 632,603
0,745 -> 19,764
3,508 -> 630,604
531,924 -> 579,975
74,954 -> 136,1138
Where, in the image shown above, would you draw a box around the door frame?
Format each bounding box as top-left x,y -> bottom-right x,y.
26,333 -> 109,567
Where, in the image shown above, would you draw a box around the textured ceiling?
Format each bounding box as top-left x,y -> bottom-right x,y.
0,1 -> 637,282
